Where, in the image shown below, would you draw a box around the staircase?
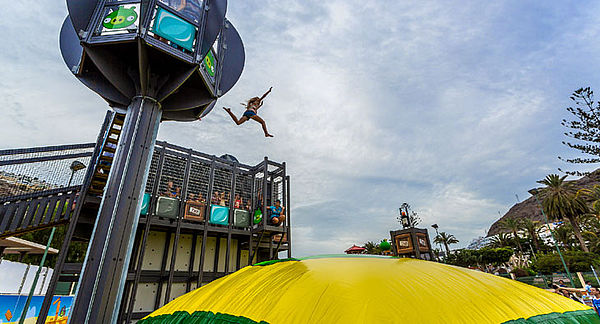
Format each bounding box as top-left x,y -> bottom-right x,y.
88,113 -> 125,196
36,111 -> 126,324
0,112 -> 124,239
250,225 -> 289,262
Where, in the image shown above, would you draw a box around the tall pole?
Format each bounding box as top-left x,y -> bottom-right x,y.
67,170 -> 75,187
70,97 -> 162,324
19,227 -> 56,324
532,194 -> 575,287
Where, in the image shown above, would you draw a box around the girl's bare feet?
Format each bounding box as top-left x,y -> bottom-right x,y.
223,107 -> 231,112
265,133 -> 274,137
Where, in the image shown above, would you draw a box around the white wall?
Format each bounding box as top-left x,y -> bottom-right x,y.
0,259 -> 53,295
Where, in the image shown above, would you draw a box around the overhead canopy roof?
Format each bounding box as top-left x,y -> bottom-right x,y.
0,237 -> 59,255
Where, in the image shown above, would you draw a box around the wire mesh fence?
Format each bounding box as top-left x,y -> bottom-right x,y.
0,144 -> 95,200
138,142 -> 288,226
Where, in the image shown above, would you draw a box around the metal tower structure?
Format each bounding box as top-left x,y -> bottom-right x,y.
58,0 -> 244,322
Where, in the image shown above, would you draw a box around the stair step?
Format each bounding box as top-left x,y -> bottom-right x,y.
88,188 -> 104,196
99,155 -> 113,162
91,180 -> 107,187
109,128 -> 122,136
103,146 -> 116,154
106,137 -> 118,144
93,172 -> 108,180
113,114 -> 126,125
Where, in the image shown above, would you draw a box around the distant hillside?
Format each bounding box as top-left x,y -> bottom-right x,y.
487,169 -> 600,237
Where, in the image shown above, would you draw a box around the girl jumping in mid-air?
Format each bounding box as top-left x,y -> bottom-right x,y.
223,87 -> 274,137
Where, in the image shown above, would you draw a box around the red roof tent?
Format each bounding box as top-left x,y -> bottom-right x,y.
344,245 -> 366,254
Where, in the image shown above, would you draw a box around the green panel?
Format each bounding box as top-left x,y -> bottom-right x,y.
54,281 -> 72,295
156,197 -> 179,219
139,310 -> 269,324
234,209 -> 250,227
503,309 -> 600,324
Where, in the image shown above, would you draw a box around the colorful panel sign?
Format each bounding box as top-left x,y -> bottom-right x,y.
100,4 -> 140,35
152,8 -> 197,51
203,50 -> 216,78
416,233 -> 430,252
394,233 -> 413,254
0,295 -> 74,323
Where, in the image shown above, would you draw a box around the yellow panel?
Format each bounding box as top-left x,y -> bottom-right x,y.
240,250 -> 249,267
193,236 -> 203,271
165,235 -> 175,271
145,256 -> 593,324
168,283 -> 188,303
133,282 -> 158,312
142,231 -> 166,271
174,234 -> 193,271
229,239 -> 238,272
217,238 -> 227,272
202,236 -> 216,272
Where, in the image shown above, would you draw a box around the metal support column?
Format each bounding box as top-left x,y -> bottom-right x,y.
165,150 -> 193,304
70,97 -> 162,324
262,157 -> 268,228
286,175 -> 291,259
198,158 -> 216,286
225,163 -> 237,274
125,145 -> 166,323
187,233 -> 198,292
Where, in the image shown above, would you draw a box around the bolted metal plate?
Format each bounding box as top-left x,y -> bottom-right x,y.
66,0 -> 97,37
200,0 -> 227,58
59,17 -> 83,73
218,19 -> 245,95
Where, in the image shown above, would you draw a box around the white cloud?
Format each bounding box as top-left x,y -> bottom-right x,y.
3,1 -> 600,256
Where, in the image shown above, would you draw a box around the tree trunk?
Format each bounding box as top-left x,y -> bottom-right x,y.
444,242 -> 450,255
532,234 -> 540,252
568,216 -> 589,252
513,230 -> 523,254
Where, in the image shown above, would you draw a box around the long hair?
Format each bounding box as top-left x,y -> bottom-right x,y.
241,96 -> 261,108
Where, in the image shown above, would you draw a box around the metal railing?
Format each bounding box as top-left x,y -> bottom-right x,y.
0,143 -> 95,199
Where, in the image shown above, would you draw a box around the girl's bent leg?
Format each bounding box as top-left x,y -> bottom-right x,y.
250,115 -> 273,137
224,107 -> 249,125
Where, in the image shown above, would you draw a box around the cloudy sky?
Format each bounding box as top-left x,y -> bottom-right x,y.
2,1 -> 600,259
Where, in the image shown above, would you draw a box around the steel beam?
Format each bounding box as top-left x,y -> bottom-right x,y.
70,97 -> 162,324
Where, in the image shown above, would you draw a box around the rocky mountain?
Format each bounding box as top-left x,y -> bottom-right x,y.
487,169 -> 600,236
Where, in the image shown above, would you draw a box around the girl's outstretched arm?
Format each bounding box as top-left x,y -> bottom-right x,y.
259,87 -> 273,101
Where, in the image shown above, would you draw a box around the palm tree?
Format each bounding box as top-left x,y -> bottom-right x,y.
554,223 -> 575,250
433,232 -> 459,255
490,232 -> 512,248
577,185 -> 600,222
536,174 -> 589,252
521,218 -> 541,252
363,241 -> 381,255
498,217 -> 524,253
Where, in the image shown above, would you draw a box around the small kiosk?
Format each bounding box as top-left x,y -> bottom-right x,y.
390,228 -> 433,260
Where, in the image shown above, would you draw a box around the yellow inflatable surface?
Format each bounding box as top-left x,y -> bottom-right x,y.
140,255 -> 599,323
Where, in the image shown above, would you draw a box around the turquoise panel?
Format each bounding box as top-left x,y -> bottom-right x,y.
141,193 -> 151,215
152,7 -> 197,51
210,205 -> 229,225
